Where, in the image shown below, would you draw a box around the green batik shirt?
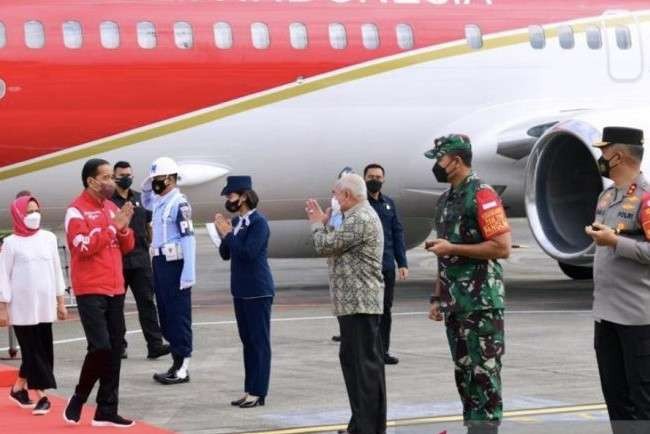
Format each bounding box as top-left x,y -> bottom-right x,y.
434,173 -> 510,314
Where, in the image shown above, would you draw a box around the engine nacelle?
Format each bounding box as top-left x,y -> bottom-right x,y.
525,109 -> 650,267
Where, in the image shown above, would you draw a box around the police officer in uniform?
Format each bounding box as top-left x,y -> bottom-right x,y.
425,135 -> 512,434
142,157 -> 196,385
586,127 -> 650,434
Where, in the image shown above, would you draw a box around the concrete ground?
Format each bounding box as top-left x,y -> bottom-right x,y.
0,219 -> 615,433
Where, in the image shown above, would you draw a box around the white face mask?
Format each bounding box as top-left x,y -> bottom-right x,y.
331,197 -> 341,214
23,212 -> 41,230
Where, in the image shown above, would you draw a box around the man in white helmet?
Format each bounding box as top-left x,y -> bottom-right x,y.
142,157 -> 196,385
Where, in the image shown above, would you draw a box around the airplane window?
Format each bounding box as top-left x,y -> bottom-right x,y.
465,24 -> 482,49
396,23 -> 413,50
558,25 -> 574,49
0,22 -> 6,48
214,22 -> 233,49
174,21 -> 193,49
137,21 -> 157,49
251,22 -> 270,49
63,21 -> 83,49
586,25 -> 602,49
25,20 -> 45,49
361,23 -> 379,50
0,78 -> 5,100
100,21 -> 120,49
290,22 -> 308,49
528,25 -> 545,49
615,26 -> 632,50
329,23 -> 347,49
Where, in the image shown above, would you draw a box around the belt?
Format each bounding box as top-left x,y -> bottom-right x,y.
150,247 -> 165,257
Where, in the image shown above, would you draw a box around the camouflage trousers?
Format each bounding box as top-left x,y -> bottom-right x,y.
445,309 -> 505,426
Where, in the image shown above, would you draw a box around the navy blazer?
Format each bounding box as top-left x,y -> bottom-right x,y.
368,193 -> 408,271
219,211 -> 275,299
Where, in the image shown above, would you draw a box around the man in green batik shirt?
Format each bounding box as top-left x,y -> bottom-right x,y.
425,134 -> 512,434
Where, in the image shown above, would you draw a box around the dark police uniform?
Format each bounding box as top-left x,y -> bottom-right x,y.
368,193 -> 407,357
219,176 -> 275,402
111,189 -> 166,357
591,127 -> 650,434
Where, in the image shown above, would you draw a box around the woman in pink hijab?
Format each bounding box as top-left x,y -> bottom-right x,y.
0,195 -> 67,415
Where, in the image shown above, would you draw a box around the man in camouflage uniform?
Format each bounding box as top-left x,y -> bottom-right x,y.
425,134 -> 512,434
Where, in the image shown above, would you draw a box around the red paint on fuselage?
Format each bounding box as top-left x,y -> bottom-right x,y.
0,0 -> 648,166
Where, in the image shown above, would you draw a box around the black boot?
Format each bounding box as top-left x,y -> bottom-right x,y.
153,354 -> 190,385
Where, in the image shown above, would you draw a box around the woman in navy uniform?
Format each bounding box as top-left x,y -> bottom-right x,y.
215,176 -> 275,408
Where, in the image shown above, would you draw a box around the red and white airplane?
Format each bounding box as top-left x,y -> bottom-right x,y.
1,0 -> 650,278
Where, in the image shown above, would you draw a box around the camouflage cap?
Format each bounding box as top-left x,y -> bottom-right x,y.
424,134 -> 472,159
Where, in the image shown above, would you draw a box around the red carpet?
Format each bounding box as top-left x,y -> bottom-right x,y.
0,387 -> 173,433
0,363 -> 18,386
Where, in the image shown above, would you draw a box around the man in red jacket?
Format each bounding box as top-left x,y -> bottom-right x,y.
62,158 -> 136,428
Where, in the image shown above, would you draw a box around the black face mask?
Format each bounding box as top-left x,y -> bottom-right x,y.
366,180 -> 383,194
225,199 -> 242,213
598,154 -> 618,179
116,176 -> 133,190
433,163 -> 450,183
152,178 -> 167,195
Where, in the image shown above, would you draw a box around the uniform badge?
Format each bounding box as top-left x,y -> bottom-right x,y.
597,191 -> 615,211
641,193 -> 650,240
476,188 -> 510,240
627,184 -> 637,196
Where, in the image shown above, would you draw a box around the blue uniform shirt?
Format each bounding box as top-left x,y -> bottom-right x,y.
143,187 -> 196,288
368,193 -> 408,271
219,210 -> 275,299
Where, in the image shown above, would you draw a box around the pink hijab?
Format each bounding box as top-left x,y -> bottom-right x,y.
11,196 -> 40,237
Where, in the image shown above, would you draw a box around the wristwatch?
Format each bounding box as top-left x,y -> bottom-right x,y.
429,295 -> 441,304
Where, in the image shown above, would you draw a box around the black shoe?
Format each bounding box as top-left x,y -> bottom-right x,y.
153,370 -> 190,385
239,396 -> 265,408
121,348 -> 128,359
384,354 -> 399,365
231,395 -> 248,406
32,397 -> 51,415
92,413 -> 135,428
331,335 -> 341,342
63,394 -> 84,425
147,344 -> 171,360
9,388 -> 33,409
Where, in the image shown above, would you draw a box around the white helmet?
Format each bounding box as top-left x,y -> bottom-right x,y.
149,157 -> 179,178
142,157 -> 180,190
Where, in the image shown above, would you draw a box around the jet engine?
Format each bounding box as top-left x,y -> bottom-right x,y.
524,110 -> 650,280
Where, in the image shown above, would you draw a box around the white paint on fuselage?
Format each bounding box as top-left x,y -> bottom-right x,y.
2,13 -> 650,256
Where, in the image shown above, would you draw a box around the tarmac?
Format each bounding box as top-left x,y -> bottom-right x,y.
0,219 -> 615,433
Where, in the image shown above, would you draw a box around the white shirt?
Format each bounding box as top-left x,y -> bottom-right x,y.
0,230 -> 66,325
234,210 -> 256,236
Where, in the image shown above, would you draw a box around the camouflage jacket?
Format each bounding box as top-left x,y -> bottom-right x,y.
311,201 -> 385,316
434,173 -> 510,314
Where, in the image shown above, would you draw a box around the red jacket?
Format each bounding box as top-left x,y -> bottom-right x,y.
65,190 -> 135,296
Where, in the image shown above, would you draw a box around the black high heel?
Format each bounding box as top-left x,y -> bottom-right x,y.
230,396 -> 248,406
239,396 -> 265,408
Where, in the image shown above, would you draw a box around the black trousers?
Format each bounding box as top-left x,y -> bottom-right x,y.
379,269 -> 396,355
75,294 -> 126,417
123,266 -> 164,351
234,297 -> 273,397
13,323 -> 57,390
338,314 -> 387,434
595,320 -> 650,434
